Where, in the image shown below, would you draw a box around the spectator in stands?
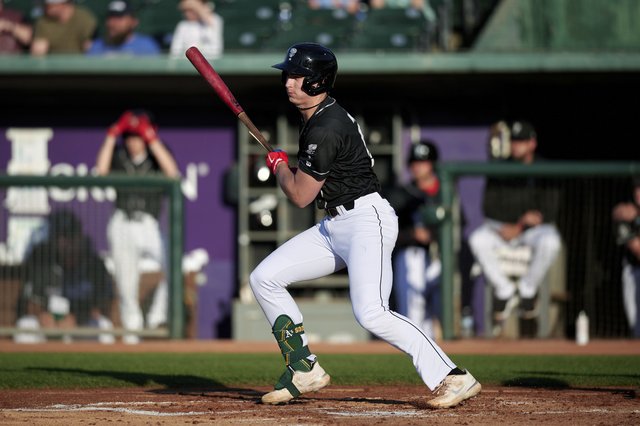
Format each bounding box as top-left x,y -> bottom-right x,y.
383,139 -> 444,340
87,0 -> 160,56
308,0 -> 361,15
169,0 -> 223,59
15,210 -> 115,343
368,0 -> 436,22
0,0 -> 33,54
612,176 -> 640,338
96,109 -> 180,344
30,0 -> 97,56
468,120 -> 562,337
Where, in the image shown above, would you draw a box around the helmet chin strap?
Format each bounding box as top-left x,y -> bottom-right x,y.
298,101 -> 323,111
298,95 -> 327,111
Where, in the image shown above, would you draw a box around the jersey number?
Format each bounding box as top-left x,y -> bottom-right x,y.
347,112 -> 375,167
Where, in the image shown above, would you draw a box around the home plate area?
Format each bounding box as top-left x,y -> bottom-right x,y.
1,386 -> 638,425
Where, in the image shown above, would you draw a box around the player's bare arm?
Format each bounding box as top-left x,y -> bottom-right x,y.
520,210 -> 543,227
95,136 -> 117,175
627,236 -> 640,260
267,152 -> 324,207
135,113 -> 180,178
276,166 -> 325,208
30,37 -> 49,56
499,222 -> 523,241
148,142 -> 180,178
613,202 -> 639,222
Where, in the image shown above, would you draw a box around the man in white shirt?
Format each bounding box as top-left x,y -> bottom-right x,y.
170,0 -> 223,58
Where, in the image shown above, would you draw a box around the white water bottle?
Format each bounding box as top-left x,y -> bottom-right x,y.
576,310 -> 589,346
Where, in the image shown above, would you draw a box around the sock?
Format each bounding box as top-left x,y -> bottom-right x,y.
448,367 -> 466,376
272,314 -> 313,372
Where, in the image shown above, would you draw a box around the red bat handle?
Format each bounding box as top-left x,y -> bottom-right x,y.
185,46 -> 274,152
186,46 -> 244,116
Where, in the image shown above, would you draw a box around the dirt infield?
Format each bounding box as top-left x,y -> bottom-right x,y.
1,339 -> 639,425
2,338 -> 640,355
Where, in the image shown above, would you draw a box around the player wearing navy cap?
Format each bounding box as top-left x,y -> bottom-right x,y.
385,139 -> 445,340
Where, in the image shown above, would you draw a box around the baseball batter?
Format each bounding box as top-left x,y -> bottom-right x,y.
250,42 -> 481,408
96,109 -> 179,344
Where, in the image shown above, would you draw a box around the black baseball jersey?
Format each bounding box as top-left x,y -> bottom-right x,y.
296,96 -> 380,209
482,157 -> 560,224
110,144 -> 164,218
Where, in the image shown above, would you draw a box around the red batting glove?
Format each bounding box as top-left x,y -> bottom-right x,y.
107,110 -> 134,138
266,149 -> 288,175
135,113 -> 159,145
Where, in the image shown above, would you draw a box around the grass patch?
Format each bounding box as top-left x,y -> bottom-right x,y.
0,352 -> 638,390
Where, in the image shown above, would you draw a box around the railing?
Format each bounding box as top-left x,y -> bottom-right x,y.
438,161 -> 640,340
0,174 -> 184,339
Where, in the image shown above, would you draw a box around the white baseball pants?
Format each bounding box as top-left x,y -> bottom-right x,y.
469,220 -> 562,299
393,246 -> 441,338
107,209 -> 168,335
622,260 -> 640,337
250,192 -> 456,390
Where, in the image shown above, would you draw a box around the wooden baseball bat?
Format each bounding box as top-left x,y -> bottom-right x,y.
185,46 -> 274,152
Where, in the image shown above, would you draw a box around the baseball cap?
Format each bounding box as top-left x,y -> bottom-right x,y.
107,0 -> 134,17
49,210 -> 82,237
509,120 -> 536,141
408,140 -> 439,163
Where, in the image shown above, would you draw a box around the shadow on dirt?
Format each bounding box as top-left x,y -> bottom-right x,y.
503,376 -> 638,399
504,370 -> 640,389
29,367 -> 224,389
151,387 -> 264,401
503,377 -> 569,388
27,366 -> 268,401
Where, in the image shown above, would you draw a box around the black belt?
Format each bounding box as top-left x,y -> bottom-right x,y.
326,200 -> 355,217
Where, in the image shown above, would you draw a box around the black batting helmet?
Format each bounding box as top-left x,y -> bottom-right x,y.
272,42 -> 338,96
408,140 -> 439,163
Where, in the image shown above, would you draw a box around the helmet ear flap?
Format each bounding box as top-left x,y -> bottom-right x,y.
301,69 -> 336,96
302,75 -> 322,96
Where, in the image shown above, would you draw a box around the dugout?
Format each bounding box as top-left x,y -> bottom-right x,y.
1,0 -> 639,341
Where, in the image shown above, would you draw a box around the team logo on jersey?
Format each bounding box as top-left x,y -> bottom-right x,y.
306,144 -> 317,156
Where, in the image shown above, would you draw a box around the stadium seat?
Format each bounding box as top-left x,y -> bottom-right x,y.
347,7 -> 431,51
2,0 -> 39,21
218,3 -> 281,51
76,0 -> 112,16
136,0 -> 183,51
261,26 -> 344,51
260,7 -> 356,51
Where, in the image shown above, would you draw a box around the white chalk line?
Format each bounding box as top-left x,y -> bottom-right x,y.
4,401 -> 216,417
4,400 -> 639,419
9,406 -> 211,417
319,407 -> 640,418
323,409 -> 422,417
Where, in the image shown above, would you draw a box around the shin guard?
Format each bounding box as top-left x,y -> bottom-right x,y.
272,315 -> 313,372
